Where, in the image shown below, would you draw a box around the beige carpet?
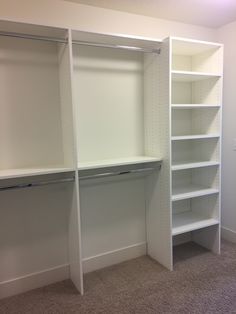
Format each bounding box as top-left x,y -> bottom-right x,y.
1,240 -> 236,314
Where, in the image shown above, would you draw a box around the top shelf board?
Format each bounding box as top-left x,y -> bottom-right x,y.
78,156 -> 162,171
171,37 -> 222,56
172,70 -> 221,82
72,30 -> 162,51
0,20 -> 67,41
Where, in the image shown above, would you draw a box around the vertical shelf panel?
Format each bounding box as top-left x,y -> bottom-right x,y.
145,38 -> 173,270
66,30 -> 84,294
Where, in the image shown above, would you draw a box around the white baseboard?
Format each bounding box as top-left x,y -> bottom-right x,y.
221,226 -> 236,243
0,264 -> 69,300
83,242 -> 147,273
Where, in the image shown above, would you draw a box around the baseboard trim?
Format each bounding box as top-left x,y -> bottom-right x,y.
221,226 -> 236,243
0,264 -> 69,300
83,242 -> 147,273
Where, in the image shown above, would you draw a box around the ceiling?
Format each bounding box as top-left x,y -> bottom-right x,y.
63,0 -> 236,28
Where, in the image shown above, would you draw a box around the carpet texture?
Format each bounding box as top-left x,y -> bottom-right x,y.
1,240 -> 236,314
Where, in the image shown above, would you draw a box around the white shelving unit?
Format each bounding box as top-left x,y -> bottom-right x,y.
170,37 -> 223,257
0,22 -> 223,299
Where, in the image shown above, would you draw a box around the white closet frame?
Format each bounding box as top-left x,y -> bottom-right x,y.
0,21 -> 223,298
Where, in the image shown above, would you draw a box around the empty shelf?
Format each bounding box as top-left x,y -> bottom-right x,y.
172,211 -> 219,236
172,134 -> 220,141
172,70 -> 221,82
78,156 -> 162,171
172,161 -> 219,171
171,104 -> 220,109
172,184 -> 219,201
0,167 -> 74,180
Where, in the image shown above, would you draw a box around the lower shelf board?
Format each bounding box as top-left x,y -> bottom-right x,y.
172,185 -> 219,201
0,167 -> 74,180
78,156 -> 161,171
172,212 -> 219,236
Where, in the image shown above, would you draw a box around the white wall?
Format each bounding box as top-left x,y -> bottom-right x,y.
0,0 -> 217,41
218,21 -> 236,243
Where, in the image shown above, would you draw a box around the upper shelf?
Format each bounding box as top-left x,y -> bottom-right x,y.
171,37 -> 222,56
78,156 -> 161,171
72,30 -> 162,52
0,167 -> 74,180
172,70 -> 221,82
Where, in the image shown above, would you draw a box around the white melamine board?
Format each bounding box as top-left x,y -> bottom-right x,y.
171,37 -> 222,56
79,178 -> 146,259
0,36 -> 64,169
0,183 -> 72,283
0,168 -> 74,180
145,38 -> 172,270
172,71 -> 221,82
172,161 -> 219,171
0,20 -> 67,40
78,156 -> 161,170
72,30 -> 161,51
73,45 -> 145,162
172,185 -> 219,201
67,30 -> 83,294
171,104 -> 220,109
172,212 -> 219,236
172,134 -> 220,141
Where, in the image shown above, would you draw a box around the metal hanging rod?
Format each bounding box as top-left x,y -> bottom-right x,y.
79,166 -> 160,180
0,31 -> 68,44
72,40 -> 161,54
0,177 -> 74,192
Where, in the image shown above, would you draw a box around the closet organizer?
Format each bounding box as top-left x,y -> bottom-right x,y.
0,20 -> 223,298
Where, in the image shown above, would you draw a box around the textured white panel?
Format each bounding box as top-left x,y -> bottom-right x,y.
145,38 -> 172,270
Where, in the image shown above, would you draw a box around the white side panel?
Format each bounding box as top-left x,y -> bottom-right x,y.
145,38 -> 172,270
67,30 -> 84,294
0,36 -> 64,169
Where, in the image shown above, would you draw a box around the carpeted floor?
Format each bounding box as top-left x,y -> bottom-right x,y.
1,240 -> 236,314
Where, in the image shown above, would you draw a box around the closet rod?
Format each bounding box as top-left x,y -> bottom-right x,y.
0,177 -> 74,192
0,31 -> 68,43
72,40 -> 161,54
79,166 -> 160,180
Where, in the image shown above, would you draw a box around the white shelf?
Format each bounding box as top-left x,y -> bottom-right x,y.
0,167 -> 74,180
172,211 -> 219,236
172,161 -> 219,171
171,104 -> 220,109
172,134 -> 220,141
172,70 -> 221,82
78,156 -> 161,171
172,184 -> 219,201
